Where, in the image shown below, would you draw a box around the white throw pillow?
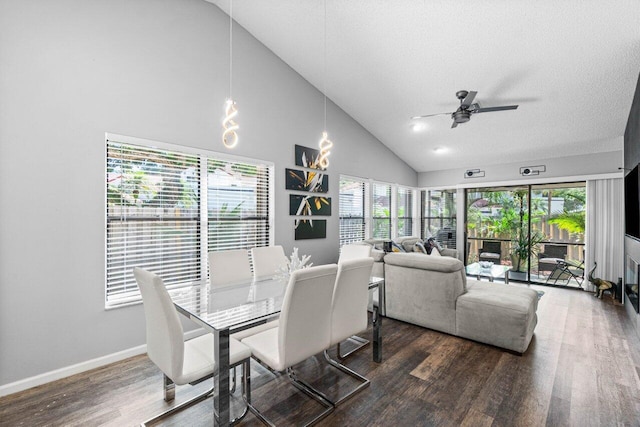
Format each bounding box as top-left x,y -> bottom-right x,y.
429,248 -> 441,257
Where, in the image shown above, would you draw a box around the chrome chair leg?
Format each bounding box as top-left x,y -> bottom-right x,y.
163,375 -> 175,401
143,360 -> 250,427
323,350 -> 370,405
243,359 -> 335,427
142,384 -> 214,426
337,335 -> 370,360
230,366 -> 237,394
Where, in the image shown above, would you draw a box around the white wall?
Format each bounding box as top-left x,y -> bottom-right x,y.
0,0 -> 416,388
418,149 -> 623,188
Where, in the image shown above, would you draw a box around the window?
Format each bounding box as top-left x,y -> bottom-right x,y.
397,187 -> 414,238
372,182 -> 391,239
421,189 -> 457,249
106,136 -> 273,308
339,177 -> 366,246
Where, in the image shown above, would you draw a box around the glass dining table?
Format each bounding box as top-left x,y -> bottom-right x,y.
169,274 -> 384,426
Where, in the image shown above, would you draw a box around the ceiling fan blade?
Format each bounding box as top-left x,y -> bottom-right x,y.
411,112 -> 453,120
451,120 -> 458,128
460,91 -> 477,108
474,105 -> 519,113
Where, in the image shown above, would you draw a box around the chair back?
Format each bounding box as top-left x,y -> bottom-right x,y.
481,241 -> 501,254
338,244 -> 372,264
133,268 -> 184,381
208,249 -> 252,286
278,264 -> 338,368
329,258 -> 374,347
251,245 -> 288,279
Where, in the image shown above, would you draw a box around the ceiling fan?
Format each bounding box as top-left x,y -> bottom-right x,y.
412,90 -> 518,128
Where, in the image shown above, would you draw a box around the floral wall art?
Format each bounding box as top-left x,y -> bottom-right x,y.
294,144 -> 325,170
285,168 -> 328,193
294,218 -> 327,240
289,144 -> 331,240
289,194 -> 331,216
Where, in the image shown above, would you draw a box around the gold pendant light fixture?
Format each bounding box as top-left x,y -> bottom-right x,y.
222,0 -> 238,149
317,0 -> 332,168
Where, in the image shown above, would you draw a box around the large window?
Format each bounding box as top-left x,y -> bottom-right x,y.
421,189 -> 457,249
339,177 -> 367,246
106,136 -> 273,308
372,183 -> 392,239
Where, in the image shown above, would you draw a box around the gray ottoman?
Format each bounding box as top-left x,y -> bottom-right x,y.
456,280 -> 539,353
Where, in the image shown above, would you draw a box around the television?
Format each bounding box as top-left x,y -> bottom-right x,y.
625,163 -> 640,239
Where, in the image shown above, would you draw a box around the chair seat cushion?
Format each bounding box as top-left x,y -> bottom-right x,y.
231,320 -> 279,340
241,327 -> 283,371
479,252 -> 500,259
176,334 -> 251,385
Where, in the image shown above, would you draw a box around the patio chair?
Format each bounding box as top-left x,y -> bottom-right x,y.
537,244 -> 568,274
547,259 -> 585,287
478,241 -> 501,264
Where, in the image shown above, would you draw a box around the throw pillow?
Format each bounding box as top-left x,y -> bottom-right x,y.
423,237 -> 442,255
391,241 -> 405,253
413,241 -> 428,254
429,247 -> 442,257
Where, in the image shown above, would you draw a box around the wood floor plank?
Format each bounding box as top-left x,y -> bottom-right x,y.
1,285 -> 639,427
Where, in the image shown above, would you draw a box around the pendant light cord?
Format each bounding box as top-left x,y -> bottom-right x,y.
229,0 -> 233,100
323,0 -> 327,130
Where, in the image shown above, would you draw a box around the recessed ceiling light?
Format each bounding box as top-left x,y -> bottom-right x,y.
411,123 -> 426,132
433,147 -> 446,154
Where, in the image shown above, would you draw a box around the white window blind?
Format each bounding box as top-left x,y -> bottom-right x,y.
106,138 -> 272,308
207,159 -> 270,252
339,177 -> 366,246
372,182 -> 391,239
397,186 -> 414,237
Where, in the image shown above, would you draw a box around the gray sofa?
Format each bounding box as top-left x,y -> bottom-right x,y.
383,252 -> 539,353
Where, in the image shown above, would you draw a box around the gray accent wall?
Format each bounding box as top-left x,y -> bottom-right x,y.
0,0 -> 416,386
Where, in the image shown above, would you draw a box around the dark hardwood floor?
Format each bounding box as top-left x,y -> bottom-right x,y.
2,284 -> 640,427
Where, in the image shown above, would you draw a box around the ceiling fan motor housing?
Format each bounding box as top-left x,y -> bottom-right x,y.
452,110 -> 471,123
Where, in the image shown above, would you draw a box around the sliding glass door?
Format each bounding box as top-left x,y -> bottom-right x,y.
529,183 -> 585,287
465,183 -> 585,286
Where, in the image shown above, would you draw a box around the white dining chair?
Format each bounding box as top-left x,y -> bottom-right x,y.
208,249 -> 253,287
323,258 -> 374,405
338,244 -> 372,264
208,249 -> 280,341
250,245 -> 288,279
337,244 -> 374,358
241,264 -> 339,426
133,267 -> 252,426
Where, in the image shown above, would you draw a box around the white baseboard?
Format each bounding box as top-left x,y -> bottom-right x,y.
0,329 -> 204,398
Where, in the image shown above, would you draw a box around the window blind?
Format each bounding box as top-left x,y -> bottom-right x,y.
339,177 -> 366,246
106,138 -> 273,308
372,182 -> 391,239
207,159 -> 270,252
397,186 -> 414,237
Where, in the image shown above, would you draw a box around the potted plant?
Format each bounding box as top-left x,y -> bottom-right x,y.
510,227 -> 545,272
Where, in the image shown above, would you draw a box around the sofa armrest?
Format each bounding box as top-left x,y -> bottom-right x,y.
440,248 -> 459,259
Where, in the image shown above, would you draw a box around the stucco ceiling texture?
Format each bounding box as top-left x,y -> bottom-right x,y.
209,0 -> 640,173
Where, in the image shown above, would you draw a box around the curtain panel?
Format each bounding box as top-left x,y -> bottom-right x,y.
585,178 -> 624,293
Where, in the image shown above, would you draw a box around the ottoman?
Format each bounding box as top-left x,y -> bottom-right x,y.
456,280 -> 539,353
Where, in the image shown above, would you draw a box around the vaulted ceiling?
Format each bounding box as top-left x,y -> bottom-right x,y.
208,0 -> 640,172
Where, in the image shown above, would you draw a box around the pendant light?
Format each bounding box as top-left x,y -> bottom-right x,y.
317,0 -> 332,168
222,0 -> 239,149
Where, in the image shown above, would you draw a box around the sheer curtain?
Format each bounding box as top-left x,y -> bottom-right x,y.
585,178 -> 624,293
